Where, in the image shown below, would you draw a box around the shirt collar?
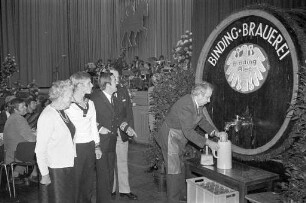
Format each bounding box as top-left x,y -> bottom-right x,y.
194,99 -> 199,110
103,91 -> 112,103
192,96 -> 200,115
5,111 -> 10,118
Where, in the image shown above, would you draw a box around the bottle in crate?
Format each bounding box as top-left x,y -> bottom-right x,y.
186,177 -> 239,203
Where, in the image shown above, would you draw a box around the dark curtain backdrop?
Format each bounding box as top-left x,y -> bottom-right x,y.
192,0 -> 306,72
0,0 -> 193,87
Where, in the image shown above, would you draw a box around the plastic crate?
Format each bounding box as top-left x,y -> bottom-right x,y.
186,177 -> 239,203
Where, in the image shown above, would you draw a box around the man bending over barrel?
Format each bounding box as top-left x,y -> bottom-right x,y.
154,82 -> 227,203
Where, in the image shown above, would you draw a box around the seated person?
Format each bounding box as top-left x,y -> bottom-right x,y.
4,98 -> 36,179
24,97 -> 40,129
38,96 -> 51,110
0,95 -> 16,146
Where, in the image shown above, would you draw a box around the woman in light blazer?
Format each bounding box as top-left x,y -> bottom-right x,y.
35,80 -> 75,203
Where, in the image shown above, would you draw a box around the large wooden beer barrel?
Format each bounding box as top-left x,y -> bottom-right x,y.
196,6 -> 306,160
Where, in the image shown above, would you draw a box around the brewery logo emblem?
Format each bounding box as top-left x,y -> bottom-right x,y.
224,43 -> 269,93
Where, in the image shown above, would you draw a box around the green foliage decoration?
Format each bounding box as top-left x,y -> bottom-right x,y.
173,30 -> 192,70
280,66 -> 306,202
145,67 -> 195,172
0,54 -> 39,100
145,30 -> 196,172
0,54 -> 18,96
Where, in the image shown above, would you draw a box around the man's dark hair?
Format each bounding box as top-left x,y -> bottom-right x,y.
98,72 -> 113,90
8,98 -> 24,114
25,96 -> 36,106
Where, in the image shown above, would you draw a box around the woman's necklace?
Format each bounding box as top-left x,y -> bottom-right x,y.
57,110 -> 70,123
73,96 -> 88,109
73,96 -> 89,117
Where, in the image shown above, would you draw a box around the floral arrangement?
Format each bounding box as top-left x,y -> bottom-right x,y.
1,54 -> 18,82
0,54 -> 18,97
25,80 -> 39,98
0,54 -> 40,100
173,30 -> 192,69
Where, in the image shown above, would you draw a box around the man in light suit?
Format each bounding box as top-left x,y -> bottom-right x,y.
91,72 -> 118,202
154,82 -> 227,203
110,68 -> 138,200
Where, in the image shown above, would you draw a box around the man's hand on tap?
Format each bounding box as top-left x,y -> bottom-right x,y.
210,130 -> 228,141
216,131 -> 228,141
205,139 -> 219,151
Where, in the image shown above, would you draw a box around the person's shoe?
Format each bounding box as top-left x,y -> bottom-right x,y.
111,192 -> 116,200
120,192 -> 138,200
179,195 -> 187,202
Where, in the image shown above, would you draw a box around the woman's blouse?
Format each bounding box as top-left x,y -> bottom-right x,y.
65,100 -> 99,145
35,105 -> 76,176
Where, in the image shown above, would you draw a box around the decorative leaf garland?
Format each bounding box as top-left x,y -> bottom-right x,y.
145,67 -> 195,172
145,31 -> 195,171
279,66 -> 306,202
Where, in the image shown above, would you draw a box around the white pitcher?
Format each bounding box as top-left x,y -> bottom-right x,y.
212,140 -> 232,169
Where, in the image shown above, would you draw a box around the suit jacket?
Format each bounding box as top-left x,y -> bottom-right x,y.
24,111 -> 40,129
157,94 -> 216,150
0,110 -> 8,133
113,84 -> 134,142
91,89 -> 118,152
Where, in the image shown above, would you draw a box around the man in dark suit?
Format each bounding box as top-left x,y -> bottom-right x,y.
91,72 -> 118,202
110,68 -> 138,200
154,82 -> 227,203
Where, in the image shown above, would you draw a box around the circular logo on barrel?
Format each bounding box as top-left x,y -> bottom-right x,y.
224,43 -> 269,93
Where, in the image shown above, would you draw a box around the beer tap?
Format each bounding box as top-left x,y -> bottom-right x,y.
224,115 -> 253,132
225,115 -> 240,132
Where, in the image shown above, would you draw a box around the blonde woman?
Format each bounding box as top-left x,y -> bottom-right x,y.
35,80 -> 75,203
65,72 -> 102,203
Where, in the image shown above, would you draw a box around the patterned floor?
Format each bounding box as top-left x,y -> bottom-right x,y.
0,142 -> 168,203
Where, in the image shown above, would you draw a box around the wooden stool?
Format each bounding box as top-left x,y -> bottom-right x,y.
245,192 -> 281,203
